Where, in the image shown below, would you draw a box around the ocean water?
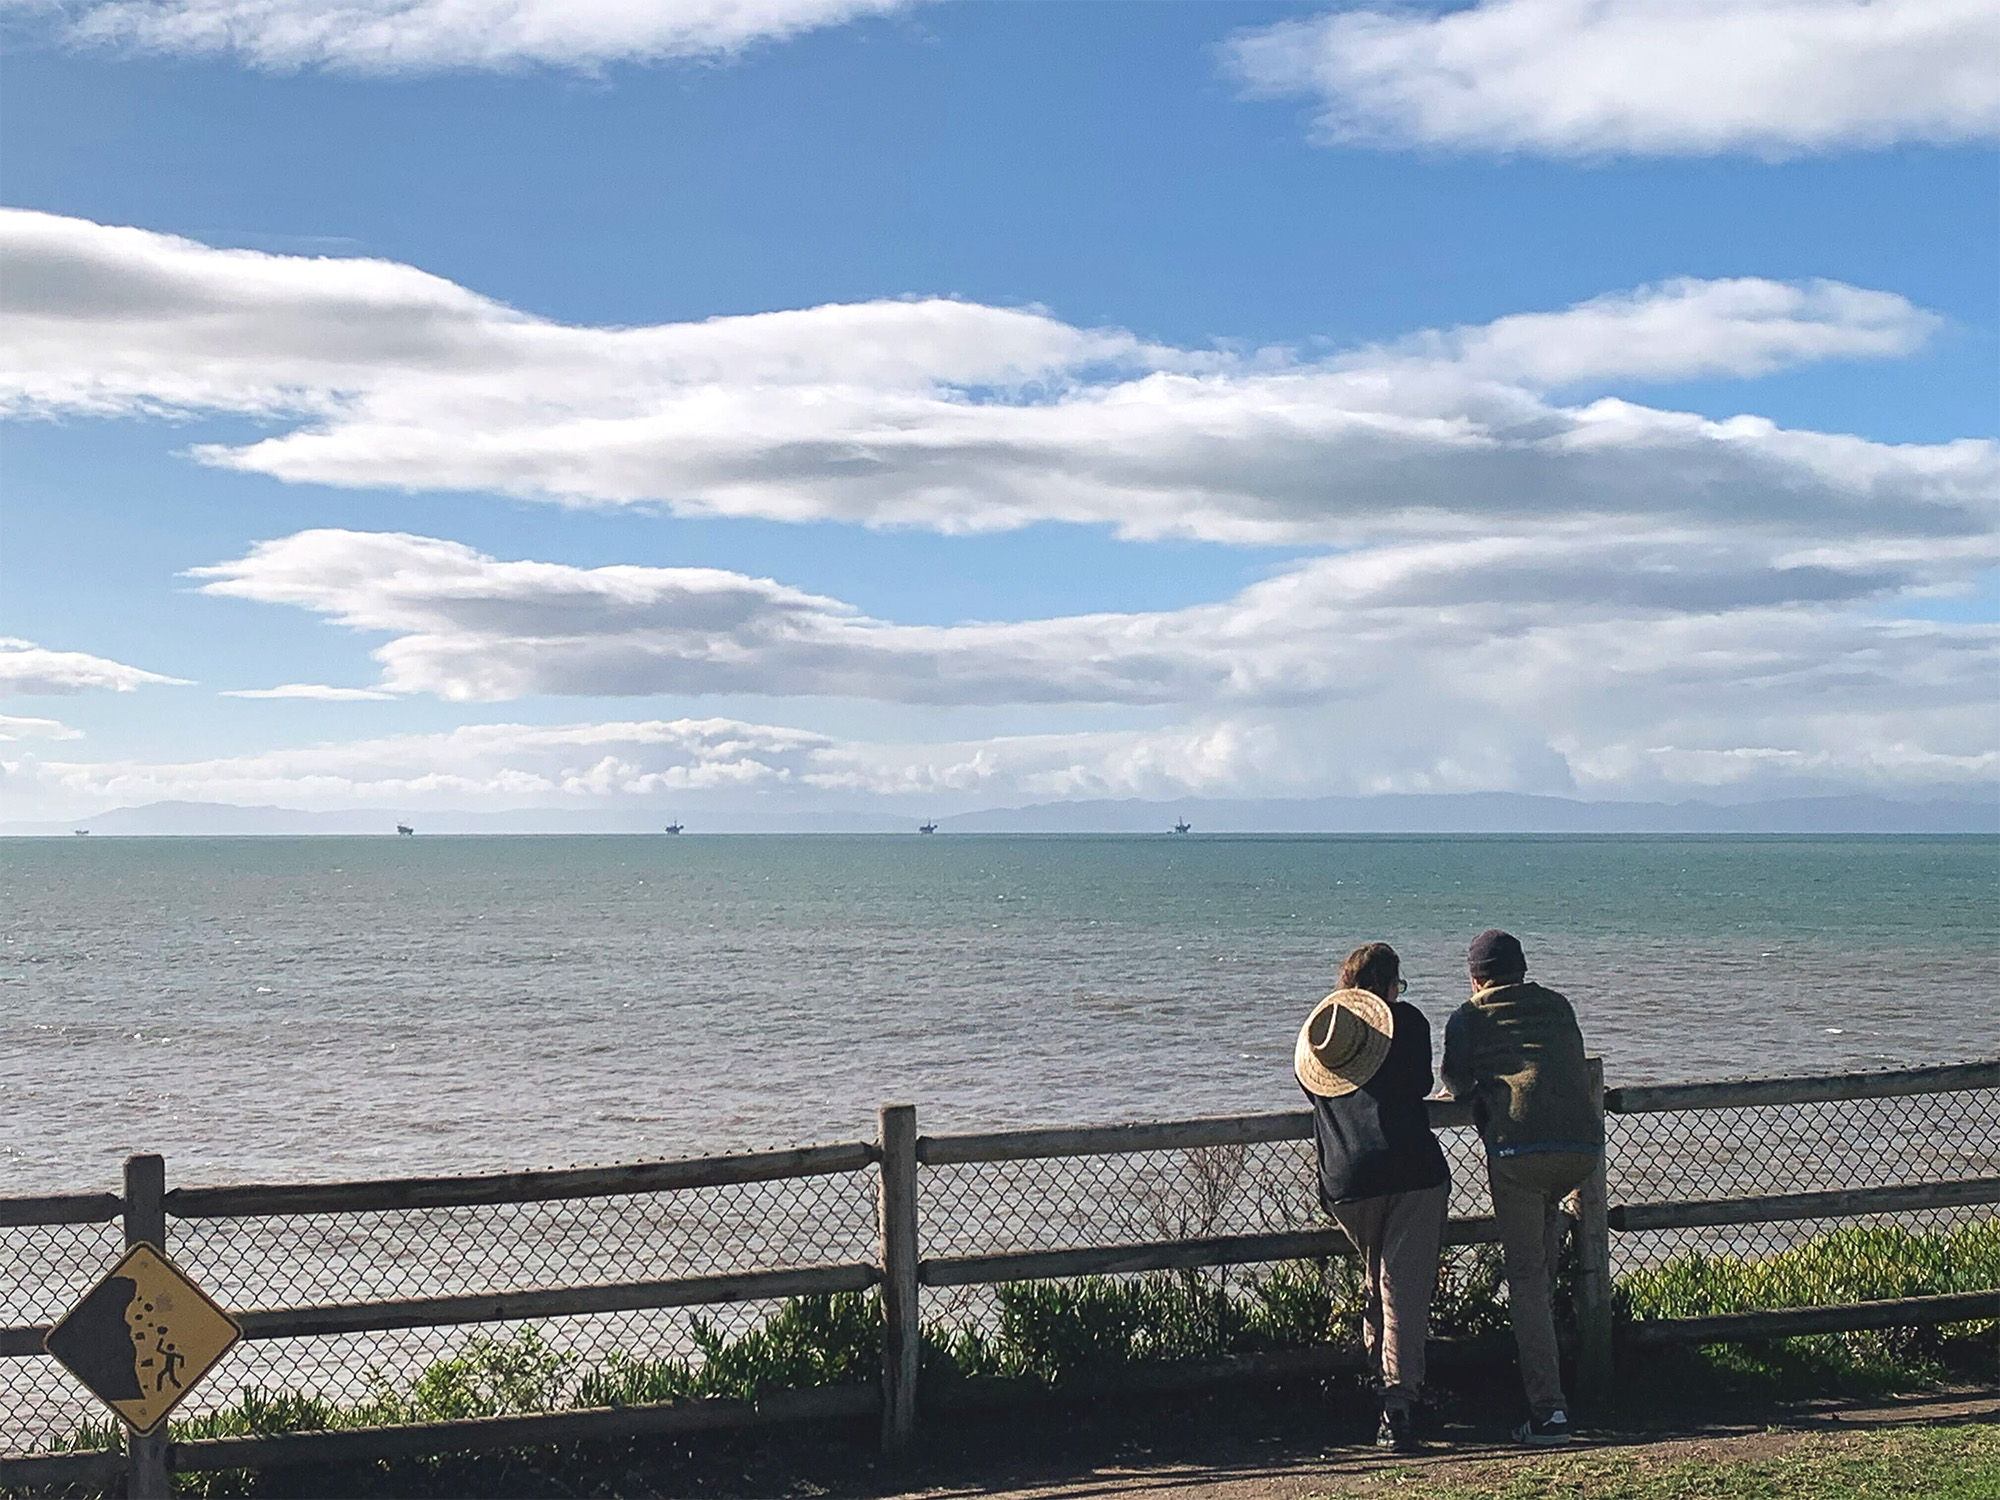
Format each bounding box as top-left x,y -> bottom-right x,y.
3,834 -> 1995,1195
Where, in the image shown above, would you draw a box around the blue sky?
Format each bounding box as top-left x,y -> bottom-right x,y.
2,0 -> 1995,820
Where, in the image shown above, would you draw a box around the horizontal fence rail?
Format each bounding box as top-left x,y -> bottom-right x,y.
0,1387 -> 884,1493
5,1057 -> 1994,1491
1622,1289 -> 2000,1346
921,1218 -> 1502,1288
0,1327 -> 52,1358
0,1192 -> 122,1229
1602,1060 -> 2000,1115
0,1450 -> 129,1493
241,1265 -> 881,1339
918,1112 -> 1309,1165
162,1140 -> 877,1219
917,1098 -> 1478,1165
0,1266 -> 884,1353
171,1384 -> 882,1473
1608,1176 -> 2000,1233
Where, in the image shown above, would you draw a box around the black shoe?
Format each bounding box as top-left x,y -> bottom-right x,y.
1376,1406 -> 1419,1453
1512,1410 -> 1573,1447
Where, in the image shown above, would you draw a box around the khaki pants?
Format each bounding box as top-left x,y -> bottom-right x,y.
1329,1181 -> 1448,1410
1487,1151 -> 1596,1420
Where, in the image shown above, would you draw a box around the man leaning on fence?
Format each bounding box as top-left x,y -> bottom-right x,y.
1441,929 -> 1602,1448
1295,943 -> 1449,1454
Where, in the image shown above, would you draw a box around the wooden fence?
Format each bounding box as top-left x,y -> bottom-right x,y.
4,1058 -> 1996,1495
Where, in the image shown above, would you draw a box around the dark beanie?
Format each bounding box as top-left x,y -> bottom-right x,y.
1467,928 -> 1526,980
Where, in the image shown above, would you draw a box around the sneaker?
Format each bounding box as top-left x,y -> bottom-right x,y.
1512,1410 -> 1574,1447
1376,1405 -> 1418,1453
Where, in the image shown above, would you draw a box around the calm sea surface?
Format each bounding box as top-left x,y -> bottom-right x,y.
3,834 -> 1994,1194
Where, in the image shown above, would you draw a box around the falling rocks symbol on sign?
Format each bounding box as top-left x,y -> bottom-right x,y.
43,1277 -> 145,1402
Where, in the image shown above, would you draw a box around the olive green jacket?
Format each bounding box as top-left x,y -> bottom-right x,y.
1440,981 -> 1602,1157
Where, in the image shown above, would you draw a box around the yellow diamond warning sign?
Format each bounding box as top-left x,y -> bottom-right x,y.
44,1243 -> 242,1434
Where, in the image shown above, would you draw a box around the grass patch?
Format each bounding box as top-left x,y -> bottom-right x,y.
927,1247 -> 1513,1388
578,1289 -> 883,1405
1619,1218 -> 2000,1395
930,1260 -> 1363,1385
1361,1423 -> 2000,1499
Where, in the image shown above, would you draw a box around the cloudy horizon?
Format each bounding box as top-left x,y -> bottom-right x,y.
3,2 -> 1993,824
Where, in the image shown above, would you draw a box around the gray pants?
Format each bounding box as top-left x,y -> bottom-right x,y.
1329,1181 -> 1449,1410
1486,1151 -> 1596,1420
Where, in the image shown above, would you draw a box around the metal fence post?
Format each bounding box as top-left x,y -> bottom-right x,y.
1573,1059 -> 1615,1399
877,1104 -> 920,1454
123,1153 -> 172,1500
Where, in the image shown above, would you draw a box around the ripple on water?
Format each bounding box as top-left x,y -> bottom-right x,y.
1,833 -> 1994,1190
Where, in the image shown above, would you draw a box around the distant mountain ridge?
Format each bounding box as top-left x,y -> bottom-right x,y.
4,792 -> 1992,836
939,793 -> 1997,834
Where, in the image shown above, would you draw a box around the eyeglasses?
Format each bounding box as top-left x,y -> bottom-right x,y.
1396,978 -> 1409,995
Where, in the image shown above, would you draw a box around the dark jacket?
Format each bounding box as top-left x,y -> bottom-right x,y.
1305,999 -> 1450,1208
1440,981 -> 1602,1157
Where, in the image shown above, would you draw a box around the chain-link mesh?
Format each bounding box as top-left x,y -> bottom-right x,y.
1440,1127 -> 1494,1223
917,1126 -> 1498,1338
170,1174 -> 880,1308
2,1220 -> 126,1452
919,1127 -> 1500,1263
1605,1087 -> 2000,1283
162,1171 -> 880,1424
920,1137 -> 1317,1258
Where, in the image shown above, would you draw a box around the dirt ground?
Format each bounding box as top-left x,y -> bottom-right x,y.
843,1386 -> 2000,1500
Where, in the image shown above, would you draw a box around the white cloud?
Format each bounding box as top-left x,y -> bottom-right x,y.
40,0 -> 917,73
6,718 -> 847,811
4,211 -> 1985,552
5,688 -> 1993,824
167,526 -> 2000,803
220,683 -> 402,700
0,713 -> 83,741
1393,277 -> 1938,387
189,528 -> 2000,710
8,213 -> 1993,809
0,637 -> 191,696
0,206 -> 1152,416
1226,0 -> 2000,157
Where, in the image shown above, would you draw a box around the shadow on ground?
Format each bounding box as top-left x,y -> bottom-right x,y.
145,1368 -> 1997,1499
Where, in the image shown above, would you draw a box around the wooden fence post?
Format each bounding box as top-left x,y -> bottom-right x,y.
123,1153 -> 172,1500
877,1105 -> 920,1454
1573,1059 -> 1615,1400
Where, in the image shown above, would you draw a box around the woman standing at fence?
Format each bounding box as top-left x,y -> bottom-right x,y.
1295,943 -> 1450,1453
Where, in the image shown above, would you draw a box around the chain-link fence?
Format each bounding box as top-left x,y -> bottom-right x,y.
1604,1085 -> 2000,1303
170,1172 -> 881,1306
918,1133 -> 1319,1337
7,1066 -> 1996,1465
915,1125 -> 1500,1338
2,1163 -> 882,1457
161,1169 -> 883,1424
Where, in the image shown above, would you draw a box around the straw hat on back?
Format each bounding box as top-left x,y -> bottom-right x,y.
1294,988 -> 1395,1097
